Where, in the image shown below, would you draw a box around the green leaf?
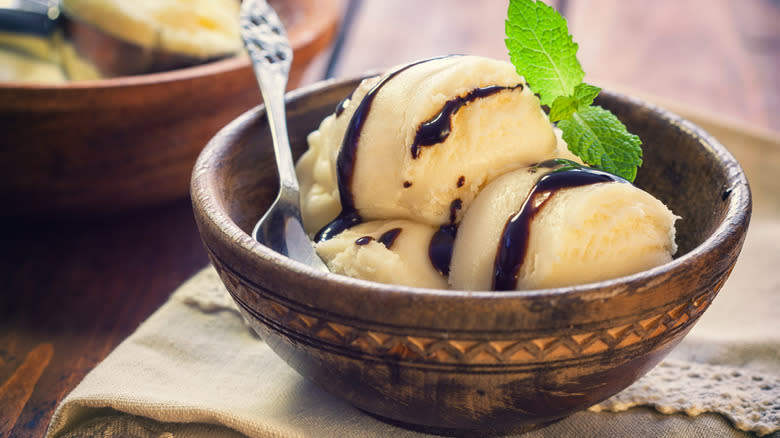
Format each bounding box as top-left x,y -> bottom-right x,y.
549,95 -> 578,122
558,106 -> 643,181
505,0 -> 643,180
505,0 -> 583,105
549,83 -> 602,122
573,83 -> 601,107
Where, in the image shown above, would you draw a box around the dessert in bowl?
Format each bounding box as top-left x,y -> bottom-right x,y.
190,73 -> 750,434
0,0 -> 340,217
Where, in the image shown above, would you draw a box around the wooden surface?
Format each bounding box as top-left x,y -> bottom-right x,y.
1,1 -> 777,436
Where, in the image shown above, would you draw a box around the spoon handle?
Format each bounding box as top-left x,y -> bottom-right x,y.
240,0 -> 297,195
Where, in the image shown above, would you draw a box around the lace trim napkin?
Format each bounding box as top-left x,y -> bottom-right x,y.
181,269 -> 780,435
590,360 -> 778,434
47,220 -> 780,437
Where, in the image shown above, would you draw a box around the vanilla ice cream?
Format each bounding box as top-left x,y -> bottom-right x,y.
297,55 -> 679,291
0,48 -> 66,83
315,220 -> 449,289
62,0 -> 242,58
298,55 -> 570,235
449,160 -> 678,290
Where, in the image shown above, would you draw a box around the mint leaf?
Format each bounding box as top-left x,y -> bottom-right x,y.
573,83 -> 601,107
549,95 -> 578,122
558,106 -> 643,181
505,0 -> 583,106
505,0 -> 643,181
548,83 -> 602,122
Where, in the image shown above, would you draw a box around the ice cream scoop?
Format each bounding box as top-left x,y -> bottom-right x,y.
315,219 -> 448,289
0,0 -> 241,80
298,55 -> 571,239
61,0 -> 242,77
297,56 -> 679,291
449,160 -> 679,291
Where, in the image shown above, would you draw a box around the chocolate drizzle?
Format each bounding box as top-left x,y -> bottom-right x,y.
411,84 -> 523,159
315,209 -> 361,242
316,56 -> 456,242
429,225 -> 457,276
427,198 -> 463,276
334,95 -> 350,117
354,227 -> 402,249
449,199 -> 463,224
334,74 -> 380,117
378,228 -> 403,249
355,236 -> 373,245
492,159 -> 628,291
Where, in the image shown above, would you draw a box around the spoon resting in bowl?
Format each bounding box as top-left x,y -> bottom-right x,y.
240,0 -> 329,271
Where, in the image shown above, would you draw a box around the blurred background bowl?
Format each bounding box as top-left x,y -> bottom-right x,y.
0,0 -> 341,218
191,76 -> 751,435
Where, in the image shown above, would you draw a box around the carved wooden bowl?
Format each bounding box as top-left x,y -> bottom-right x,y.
0,0 -> 340,218
191,77 -> 751,435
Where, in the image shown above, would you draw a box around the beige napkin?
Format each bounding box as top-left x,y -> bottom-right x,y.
45,218 -> 779,438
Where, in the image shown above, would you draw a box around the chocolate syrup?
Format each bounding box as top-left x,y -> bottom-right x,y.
378,227 -> 403,249
355,236 -> 373,245
426,197 -> 463,276
449,199 -> 463,224
411,84 -> 522,159
315,209 -> 361,242
316,56 -> 455,242
334,95 -> 351,117
492,159 -> 628,291
429,225 -> 457,276
334,74 -> 380,117
354,227 -> 403,249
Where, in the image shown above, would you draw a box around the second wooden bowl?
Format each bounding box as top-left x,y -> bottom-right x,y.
0,0 -> 341,218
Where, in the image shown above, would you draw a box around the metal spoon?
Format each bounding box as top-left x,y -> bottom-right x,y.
240,0 -> 329,271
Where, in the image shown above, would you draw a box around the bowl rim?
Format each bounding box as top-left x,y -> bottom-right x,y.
0,54 -> 251,91
193,74 -> 753,303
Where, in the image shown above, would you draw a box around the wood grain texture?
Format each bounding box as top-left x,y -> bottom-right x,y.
0,343 -> 53,435
0,200 -> 210,437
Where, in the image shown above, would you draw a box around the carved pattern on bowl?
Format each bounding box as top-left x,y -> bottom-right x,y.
207,249 -> 724,366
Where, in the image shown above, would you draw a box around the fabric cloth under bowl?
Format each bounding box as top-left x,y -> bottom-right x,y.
44,219 -> 780,438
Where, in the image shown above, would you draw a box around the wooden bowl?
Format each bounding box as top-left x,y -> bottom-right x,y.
0,0 -> 341,218
191,77 -> 751,435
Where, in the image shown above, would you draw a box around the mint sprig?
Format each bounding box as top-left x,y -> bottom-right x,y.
549,83 -> 600,122
559,107 -> 643,182
505,0 -> 582,106
505,0 -> 642,182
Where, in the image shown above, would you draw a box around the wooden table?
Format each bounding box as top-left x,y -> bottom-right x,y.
1,1 -> 777,436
